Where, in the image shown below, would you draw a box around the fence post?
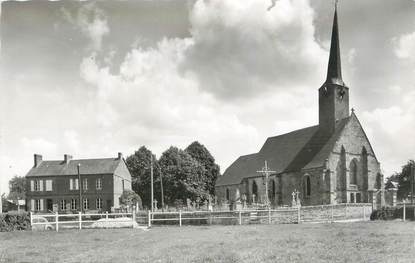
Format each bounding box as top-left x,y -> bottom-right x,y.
179,210 -> 182,227
147,210 -> 151,228
78,212 -> 82,230
297,206 -> 301,224
345,203 -> 347,219
105,211 -> 108,222
268,208 -> 271,224
403,201 -> 406,222
239,211 -> 242,225
331,204 -> 334,223
363,205 -> 366,221
55,212 -> 59,232
30,212 -> 33,228
132,208 -> 136,229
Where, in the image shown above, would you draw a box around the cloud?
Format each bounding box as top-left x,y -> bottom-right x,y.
74,0 -> 328,176
362,90 -> 415,174
181,0 -> 327,99
393,30 -> 415,60
62,3 -> 109,51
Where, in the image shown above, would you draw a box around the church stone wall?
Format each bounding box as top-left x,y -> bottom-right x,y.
327,114 -> 383,205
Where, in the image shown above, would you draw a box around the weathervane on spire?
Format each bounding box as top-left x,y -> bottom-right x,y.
335,0 -> 339,8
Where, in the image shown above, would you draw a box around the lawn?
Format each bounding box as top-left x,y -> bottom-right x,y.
0,221 -> 414,263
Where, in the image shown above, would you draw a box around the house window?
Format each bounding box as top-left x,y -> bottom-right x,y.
35,199 -> 42,211
70,178 -> 79,190
96,198 -> 102,210
96,178 -> 102,190
45,180 -> 53,191
60,200 -> 66,211
225,188 -> 230,201
83,198 -> 89,210
83,178 -> 88,190
71,199 -> 77,210
122,179 -> 125,191
33,180 -> 43,191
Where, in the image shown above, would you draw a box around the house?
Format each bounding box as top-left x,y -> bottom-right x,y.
25,153 -> 132,213
215,6 -> 385,208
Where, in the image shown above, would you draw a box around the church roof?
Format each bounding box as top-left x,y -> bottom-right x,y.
216,117 -> 350,186
25,158 -> 123,177
325,5 -> 345,87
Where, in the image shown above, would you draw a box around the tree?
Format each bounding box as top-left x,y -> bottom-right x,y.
159,146 -> 208,205
125,146 -> 160,209
7,176 -> 26,202
119,190 -> 142,210
396,160 -> 415,200
185,141 -> 221,195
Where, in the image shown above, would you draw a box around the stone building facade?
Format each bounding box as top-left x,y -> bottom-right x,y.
25,153 -> 132,213
215,7 -> 385,208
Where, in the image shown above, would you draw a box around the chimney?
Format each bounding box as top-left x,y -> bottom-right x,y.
118,152 -> 123,160
34,154 -> 42,167
64,154 -> 73,164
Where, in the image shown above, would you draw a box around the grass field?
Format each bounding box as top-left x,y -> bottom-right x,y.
1,221 -> 415,263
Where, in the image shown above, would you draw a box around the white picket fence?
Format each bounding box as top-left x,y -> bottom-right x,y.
30,211 -> 139,232
147,203 -> 373,227
31,203 -> 372,231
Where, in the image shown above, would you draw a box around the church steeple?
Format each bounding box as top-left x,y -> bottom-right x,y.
318,3 -> 349,134
325,4 -> 344,86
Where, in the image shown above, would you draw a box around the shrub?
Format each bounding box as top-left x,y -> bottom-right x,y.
0,212 -> 31,232
370,206 -> 414,221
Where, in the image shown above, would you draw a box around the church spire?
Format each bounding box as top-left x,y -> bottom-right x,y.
325,3 -> 344,86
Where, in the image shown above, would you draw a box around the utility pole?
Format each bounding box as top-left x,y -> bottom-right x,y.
78,164 -> 82,213
159,167 -> 164,212
150,155 -> 154,212
411,162 -> 414,205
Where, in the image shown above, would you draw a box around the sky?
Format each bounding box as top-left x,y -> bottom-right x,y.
0,0 -> 415,195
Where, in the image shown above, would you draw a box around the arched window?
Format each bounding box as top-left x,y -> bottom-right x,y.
252,181 -> 258,203
225,188 -> 230,202
269,179 -> 276,202
303,175 -> 311,197
350,159 -> 357,185
362,147 -> 368,190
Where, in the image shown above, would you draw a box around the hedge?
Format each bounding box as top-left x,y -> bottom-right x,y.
0,212 -> 31,232
370,206 -> 415,221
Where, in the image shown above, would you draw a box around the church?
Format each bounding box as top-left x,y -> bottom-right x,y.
215,6 -> 385,208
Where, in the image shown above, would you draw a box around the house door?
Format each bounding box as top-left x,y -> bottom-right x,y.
46,199 -> 53,212
106,200 -> 112,212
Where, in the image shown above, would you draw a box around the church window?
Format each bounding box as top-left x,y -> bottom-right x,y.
350,193 -> 355,203
303,175 -> 311,197
252,181 -> 258,203
350,159 -> 357,185
269,179 -> 276,202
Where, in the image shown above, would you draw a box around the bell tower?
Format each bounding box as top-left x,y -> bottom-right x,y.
319,4 -> 349,134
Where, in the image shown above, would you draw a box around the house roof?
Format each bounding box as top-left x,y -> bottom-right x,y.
216,117 -> 351,186
25,158 -> 123,177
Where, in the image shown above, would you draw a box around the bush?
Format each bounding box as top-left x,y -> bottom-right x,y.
370,206 -> 414,221
0,212 -> 31,232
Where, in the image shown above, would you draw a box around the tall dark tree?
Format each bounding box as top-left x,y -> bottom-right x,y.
7,176 -> 26,202
396,160 -> 415,200
159,146 -> 207,204
125,146 -> 160,209
185,141 -> 220,195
